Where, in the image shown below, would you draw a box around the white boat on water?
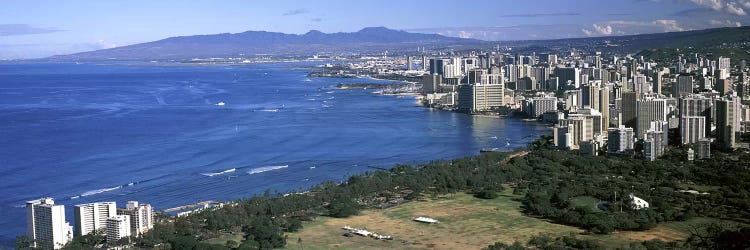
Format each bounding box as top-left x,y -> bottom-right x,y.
215,102 -> 226,106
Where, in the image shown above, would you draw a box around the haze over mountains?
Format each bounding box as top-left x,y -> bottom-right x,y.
50,26 -> 750,61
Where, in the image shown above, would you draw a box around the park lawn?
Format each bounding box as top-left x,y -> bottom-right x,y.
280,188 -> 726,249
568,196 -> 602,212
284,188 -> 584,249
201,232 -> 245,247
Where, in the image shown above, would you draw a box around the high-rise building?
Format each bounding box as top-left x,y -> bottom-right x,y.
607,125 -> 635,153
116,201 -> 153,237
643,121 -> 669,161
429,59 -> 444,75
673,75 -> 694,97
634,74 -> 649,94
553,125 -> 572,149
599,86 -> 611,129
582,83 -> 601,109
680,95 -> 712,136
716,98 -> 741,150
738,80 -> 750,100
715,78 -> 732,96
27,198 -> 73,249
576,108 -> 605,137
621,91 -> 639,129
695,138 -> 711,159
718,57 -> 731,71
653,72 -> 663,95
548,54 -> 558,65
680,116 -> 706,145
74,202 -> 117,237
451,57 -> 462,77
457,84 -> 473,112
421,74 -> 442,94
524,96 -> 557,118
636,97 -> 668,139
553,67 -> 580,89
471,83 -> 504,112
106,215 -> 131,243
559,116 -> 587,149
406,57 -> 413,71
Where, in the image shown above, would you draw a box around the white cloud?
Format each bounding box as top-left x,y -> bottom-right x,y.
659,0 -> 748,15
457,31 -> 473,39
582,24 -> 614,36
709,19 -> 743,26
605,19 -> 685,32
726,1 -> 747,15
688,0 -> 724,10
593,24 -> 614,35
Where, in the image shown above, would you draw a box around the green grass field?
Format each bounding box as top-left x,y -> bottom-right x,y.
280,188 -> 716,250
202,188 -> 727,249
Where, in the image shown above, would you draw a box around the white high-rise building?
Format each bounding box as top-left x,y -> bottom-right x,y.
74,202 -> 117,236
116,201 -> 154,236
718,57 -> 731,70
27,198 -> 73,249
106,215 -> 132,243
680,116 -> 707,145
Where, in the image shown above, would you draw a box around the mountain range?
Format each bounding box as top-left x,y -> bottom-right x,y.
50,26 -> 750,60
52,27 -> 482,60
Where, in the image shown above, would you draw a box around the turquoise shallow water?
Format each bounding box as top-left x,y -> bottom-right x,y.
0,61 -> 549,242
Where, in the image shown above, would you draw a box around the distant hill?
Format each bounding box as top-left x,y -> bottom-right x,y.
51,27 -> 483,60
499,26 -> 750,58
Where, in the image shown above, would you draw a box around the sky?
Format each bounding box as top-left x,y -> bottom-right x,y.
1,0 -> 749,59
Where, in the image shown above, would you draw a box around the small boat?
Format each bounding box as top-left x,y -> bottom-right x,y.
215,102 -> 226,106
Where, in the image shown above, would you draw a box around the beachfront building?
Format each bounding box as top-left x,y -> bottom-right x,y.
116,201 -> 153,236
74,202 -> 116,236
106,215 -> 131,243
26,198 -> 73,249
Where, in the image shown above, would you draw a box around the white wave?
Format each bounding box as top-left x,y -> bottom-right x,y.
247,165 -> 288,175
325,91 -> 335,94
202,168 -> 237,177
70,196 -> 80,199
80,186 -> 121,197
256,109 -> 278,112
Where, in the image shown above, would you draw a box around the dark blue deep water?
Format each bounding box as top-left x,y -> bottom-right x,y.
0,62 -> 549,242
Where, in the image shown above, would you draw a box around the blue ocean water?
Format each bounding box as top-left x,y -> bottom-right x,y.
0,62 -> 549,242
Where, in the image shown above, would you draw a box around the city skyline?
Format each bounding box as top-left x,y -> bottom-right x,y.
2,0 -> 750,59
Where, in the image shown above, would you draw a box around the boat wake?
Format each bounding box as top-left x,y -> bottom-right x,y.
79,186 -> 122,198
247,165 -> 288,175
202,168 -> 237,177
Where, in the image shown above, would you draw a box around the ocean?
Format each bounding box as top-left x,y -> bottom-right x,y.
0,61 -> 549,243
